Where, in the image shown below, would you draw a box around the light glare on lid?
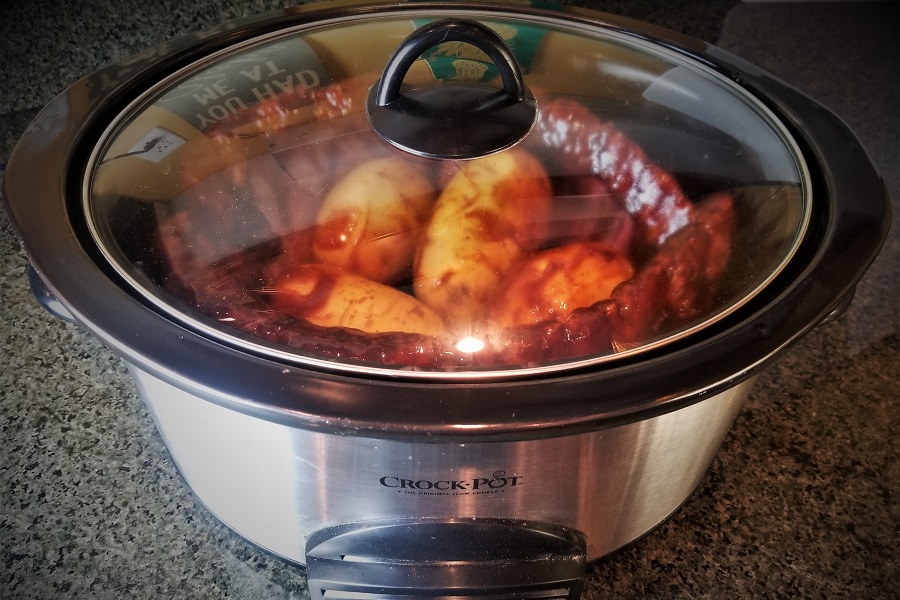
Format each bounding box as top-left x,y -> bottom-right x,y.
456,337 -> 486,353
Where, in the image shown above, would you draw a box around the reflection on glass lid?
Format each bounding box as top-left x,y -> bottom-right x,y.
86,11 -> 809,377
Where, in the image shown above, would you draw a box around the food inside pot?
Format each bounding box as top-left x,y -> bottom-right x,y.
139,79 -> 745,370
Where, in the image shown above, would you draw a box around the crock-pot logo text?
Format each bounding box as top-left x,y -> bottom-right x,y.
380,470 -> 521,496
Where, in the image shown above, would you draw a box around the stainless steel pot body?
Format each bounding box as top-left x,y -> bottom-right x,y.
132,364 -> 752,564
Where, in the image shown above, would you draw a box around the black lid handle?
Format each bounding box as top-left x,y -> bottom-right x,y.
373,19 -> 527,107
366,19 -> 538,159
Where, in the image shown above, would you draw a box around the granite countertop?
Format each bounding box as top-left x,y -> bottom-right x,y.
1,1 -> 897,598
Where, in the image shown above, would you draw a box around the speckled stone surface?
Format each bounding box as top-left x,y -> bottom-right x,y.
1,1 -> 897,599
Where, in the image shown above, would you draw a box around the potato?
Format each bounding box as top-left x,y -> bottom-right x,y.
413,149 -> 552,329
312,158 -> 436,284
489,242 -> 634,328
274,264 -> 445,336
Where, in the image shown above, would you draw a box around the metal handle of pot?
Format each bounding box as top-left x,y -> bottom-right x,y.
28,266 -> 76,323
305,518 -> 586,600
366,19 -> 537,159
817,287 -> 855,327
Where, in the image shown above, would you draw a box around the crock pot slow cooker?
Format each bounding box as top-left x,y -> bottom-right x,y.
3,1 -> 889,598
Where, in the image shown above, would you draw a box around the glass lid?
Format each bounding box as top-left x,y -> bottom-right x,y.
85,8 -> 810,378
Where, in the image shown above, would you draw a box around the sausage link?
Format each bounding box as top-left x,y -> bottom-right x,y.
532,99 -> 695,252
